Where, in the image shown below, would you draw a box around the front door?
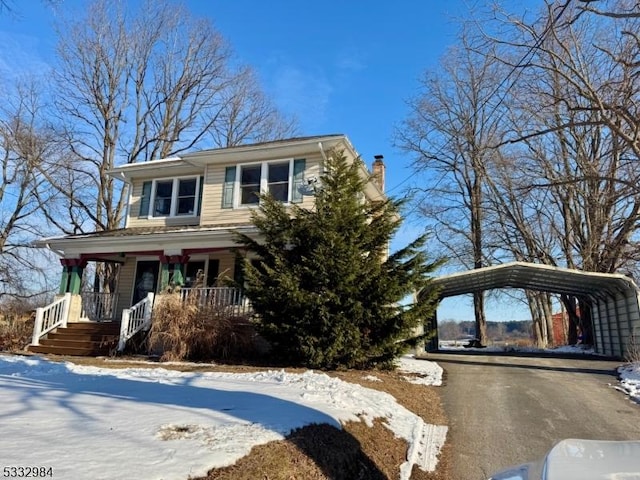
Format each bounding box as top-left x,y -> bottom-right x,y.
184,261 -> 206,288
133,260 -> 160,304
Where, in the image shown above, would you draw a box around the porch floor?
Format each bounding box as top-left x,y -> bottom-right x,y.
29,322 -> 121,356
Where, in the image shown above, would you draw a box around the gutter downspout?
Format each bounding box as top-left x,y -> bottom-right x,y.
119,171 -> 132,229
318,142 -> 328,173
318,142 -> 328,162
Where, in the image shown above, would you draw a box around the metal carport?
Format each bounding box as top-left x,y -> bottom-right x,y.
428,262 -> 640,357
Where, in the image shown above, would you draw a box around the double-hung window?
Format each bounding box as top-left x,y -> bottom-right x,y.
267,162 -> 290,202
154,180 -> 173,216
176,178 -> 198,215
223,158 -> 306,208
139,176 -> 203,218
240,165 -> 261,205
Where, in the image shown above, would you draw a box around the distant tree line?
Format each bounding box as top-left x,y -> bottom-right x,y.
439,320 -> 533,342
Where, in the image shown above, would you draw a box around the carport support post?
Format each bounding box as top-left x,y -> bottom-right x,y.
596,301 -> 605,355
614,294 -> 624,358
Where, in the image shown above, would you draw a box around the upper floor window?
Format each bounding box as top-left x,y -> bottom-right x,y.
267,162 -> 290,202
240,165 -> 261,205
154,180 -> 173,216
177,178 -> 198,215
223,158 -> 306,208
139,176 -> 203,218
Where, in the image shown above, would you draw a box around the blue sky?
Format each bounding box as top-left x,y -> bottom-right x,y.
0,0 -> 540,322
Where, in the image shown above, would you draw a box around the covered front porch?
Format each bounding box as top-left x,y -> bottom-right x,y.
31,225 -> 257,355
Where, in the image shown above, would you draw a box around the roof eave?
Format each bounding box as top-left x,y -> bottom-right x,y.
35,226 -> 259,257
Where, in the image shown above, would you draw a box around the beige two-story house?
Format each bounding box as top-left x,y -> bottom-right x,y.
30,134 -> 386,355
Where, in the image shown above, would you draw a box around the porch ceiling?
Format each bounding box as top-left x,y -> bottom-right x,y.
35,224 -> 258,257
432,262 -> 638,301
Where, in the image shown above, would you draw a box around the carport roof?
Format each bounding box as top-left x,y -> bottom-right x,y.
432,262 -> 639,301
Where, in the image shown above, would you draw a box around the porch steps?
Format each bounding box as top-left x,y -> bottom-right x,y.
29,322 -> 121,356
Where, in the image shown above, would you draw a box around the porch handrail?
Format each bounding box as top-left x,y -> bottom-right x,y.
117,292 -> 154,352
179,287 -> 251,317
81,292 -> 119,321
31,293 -> 72,346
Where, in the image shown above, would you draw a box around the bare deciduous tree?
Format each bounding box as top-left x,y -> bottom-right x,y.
484,0 -> 640,344
50,0 -> 296,234
0,81 -> 60,300
395,32 -> 510,346
42,0 -> 297,290
0,0 -> 57,16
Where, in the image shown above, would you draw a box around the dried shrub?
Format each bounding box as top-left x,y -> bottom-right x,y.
0,311 -> 34,352
147,291 -> 256,362
626,332 -> 640,363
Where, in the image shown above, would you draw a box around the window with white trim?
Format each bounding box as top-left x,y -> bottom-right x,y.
139,176 -> 203,218
267,162 -> 290,202
222,158 -> 306,208
240,165 -> 261,205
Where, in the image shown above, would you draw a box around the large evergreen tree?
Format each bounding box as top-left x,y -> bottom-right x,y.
235,150 -> 442,369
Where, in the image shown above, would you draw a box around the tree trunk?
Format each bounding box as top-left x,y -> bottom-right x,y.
561,295 -> 580,345
527,291 -> 549,348
541,293 -> 554,347
578,299 -> 593,345
474,291 -> 488,345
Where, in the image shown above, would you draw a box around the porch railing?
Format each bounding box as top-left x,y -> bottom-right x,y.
81,292 -> 119,321
117,292 -> 154,352
179,287 -> 252,317
31,293 -> 72,346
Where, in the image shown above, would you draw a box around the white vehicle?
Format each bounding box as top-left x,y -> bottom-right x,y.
489,439 -> 640,480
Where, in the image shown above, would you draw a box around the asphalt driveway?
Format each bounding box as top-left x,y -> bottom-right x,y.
427,351 -> 640,480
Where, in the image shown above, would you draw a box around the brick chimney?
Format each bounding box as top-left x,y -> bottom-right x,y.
372,155 -> 385,192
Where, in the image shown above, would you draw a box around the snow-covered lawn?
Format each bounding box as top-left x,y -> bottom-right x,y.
0,354 -> 446,480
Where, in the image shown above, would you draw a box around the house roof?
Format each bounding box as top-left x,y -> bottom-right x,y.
182,134 -> 347,156
107,134 -> 354,181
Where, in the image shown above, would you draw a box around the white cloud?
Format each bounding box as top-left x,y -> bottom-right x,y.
263,46 -> 367,133
270,63 -> 333,132
0,31 -> 50,82
335,47 -> 367,73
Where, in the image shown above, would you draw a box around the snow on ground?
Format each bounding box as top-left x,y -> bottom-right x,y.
618,362 -> 640,403
439,339 -> 596,355
397,354 -> 444,386
0,354 -> 446,480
